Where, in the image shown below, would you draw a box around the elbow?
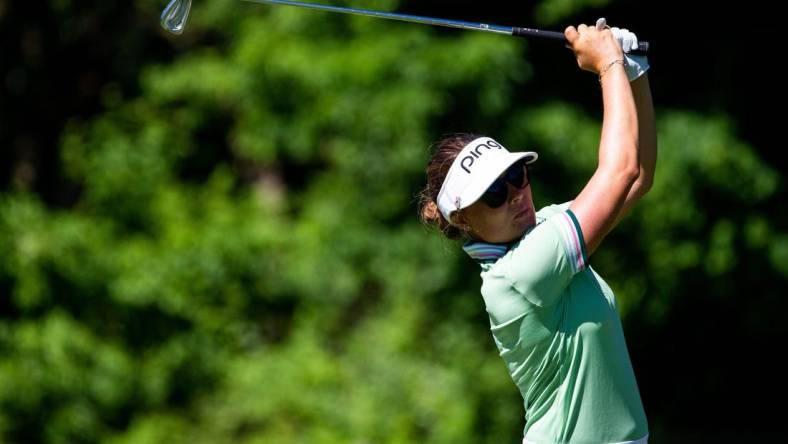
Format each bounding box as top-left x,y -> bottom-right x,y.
628,175 -> 652,203
628,168 -> 654,202
597,163 -> 640,191
638,174 -> 654,195
599,140 -> 640,185
622,142 -> 641,187
635,154 -> 657,196
621,166 -> 641,188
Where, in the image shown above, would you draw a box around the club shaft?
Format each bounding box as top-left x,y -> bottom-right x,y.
242,0 -> 514,35
241,0 -> 649,53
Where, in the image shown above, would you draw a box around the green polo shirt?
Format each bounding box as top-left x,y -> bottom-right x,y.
468,203 -> 648,444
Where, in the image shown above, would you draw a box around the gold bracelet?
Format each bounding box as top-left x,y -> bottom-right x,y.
598,58 -> 625,83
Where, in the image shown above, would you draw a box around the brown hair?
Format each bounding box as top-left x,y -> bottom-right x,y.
417,133 -> 481,240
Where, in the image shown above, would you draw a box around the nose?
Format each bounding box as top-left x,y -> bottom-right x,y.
507,182 -> 524,205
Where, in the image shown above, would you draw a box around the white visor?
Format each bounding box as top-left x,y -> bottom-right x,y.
436,137 -> 538,223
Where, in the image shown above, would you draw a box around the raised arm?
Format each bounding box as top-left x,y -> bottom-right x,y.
615,73 -> 656,223
565,23 -> 640,256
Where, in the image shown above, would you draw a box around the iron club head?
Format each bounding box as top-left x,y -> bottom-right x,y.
161,0 -> 193,34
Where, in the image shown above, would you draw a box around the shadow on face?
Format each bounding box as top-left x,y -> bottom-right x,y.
454,182 -> 536,244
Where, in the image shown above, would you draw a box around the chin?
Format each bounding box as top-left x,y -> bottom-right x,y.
511,217 -> 535,238
517,214 -> 536,228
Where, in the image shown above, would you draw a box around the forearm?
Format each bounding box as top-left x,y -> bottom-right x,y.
618,73 -> 657,218
631,73 -> 656,189
597,64 -> 640,182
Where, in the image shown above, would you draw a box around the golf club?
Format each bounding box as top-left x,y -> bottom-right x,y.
160,0 -> 649,54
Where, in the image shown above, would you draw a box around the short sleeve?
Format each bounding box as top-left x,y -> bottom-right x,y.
503,209 -> 589,307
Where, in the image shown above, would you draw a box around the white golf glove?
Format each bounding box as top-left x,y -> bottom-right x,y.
596,18 -> 649,82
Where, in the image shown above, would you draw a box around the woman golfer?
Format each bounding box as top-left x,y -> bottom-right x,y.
418,19 -> 656,444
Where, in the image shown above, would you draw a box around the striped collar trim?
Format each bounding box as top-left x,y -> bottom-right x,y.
462,239 -> 516,264
461,216 -> 547,264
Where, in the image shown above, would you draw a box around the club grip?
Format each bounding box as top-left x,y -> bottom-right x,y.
635,41 -> 649,54
512,27 -> 649,55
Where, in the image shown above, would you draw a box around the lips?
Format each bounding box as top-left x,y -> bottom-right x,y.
514,207 -> 529,220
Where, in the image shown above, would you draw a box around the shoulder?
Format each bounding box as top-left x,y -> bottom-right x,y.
535,201 -> 573,220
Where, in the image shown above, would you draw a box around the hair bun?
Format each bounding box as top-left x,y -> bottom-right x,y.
421,200 -> 441,222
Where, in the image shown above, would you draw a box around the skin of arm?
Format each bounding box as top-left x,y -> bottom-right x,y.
614,73 -> 657,224
565,24 -> 640,256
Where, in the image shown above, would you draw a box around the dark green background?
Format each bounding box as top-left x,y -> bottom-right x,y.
1,0 -> 784,442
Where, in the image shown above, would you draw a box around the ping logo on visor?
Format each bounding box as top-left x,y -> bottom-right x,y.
459,139 -> 504,173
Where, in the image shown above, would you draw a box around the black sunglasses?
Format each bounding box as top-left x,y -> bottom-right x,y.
480,159 -> 529,208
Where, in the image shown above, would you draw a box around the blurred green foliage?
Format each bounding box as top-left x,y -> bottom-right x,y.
1,0 -> 785,443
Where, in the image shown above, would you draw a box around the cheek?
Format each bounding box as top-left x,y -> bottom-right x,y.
464,203 -> 524,243
476,212 -> 515,241
463,207 -> 496,236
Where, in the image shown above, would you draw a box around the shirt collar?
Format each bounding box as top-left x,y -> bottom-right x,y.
462,239 -> 517,264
